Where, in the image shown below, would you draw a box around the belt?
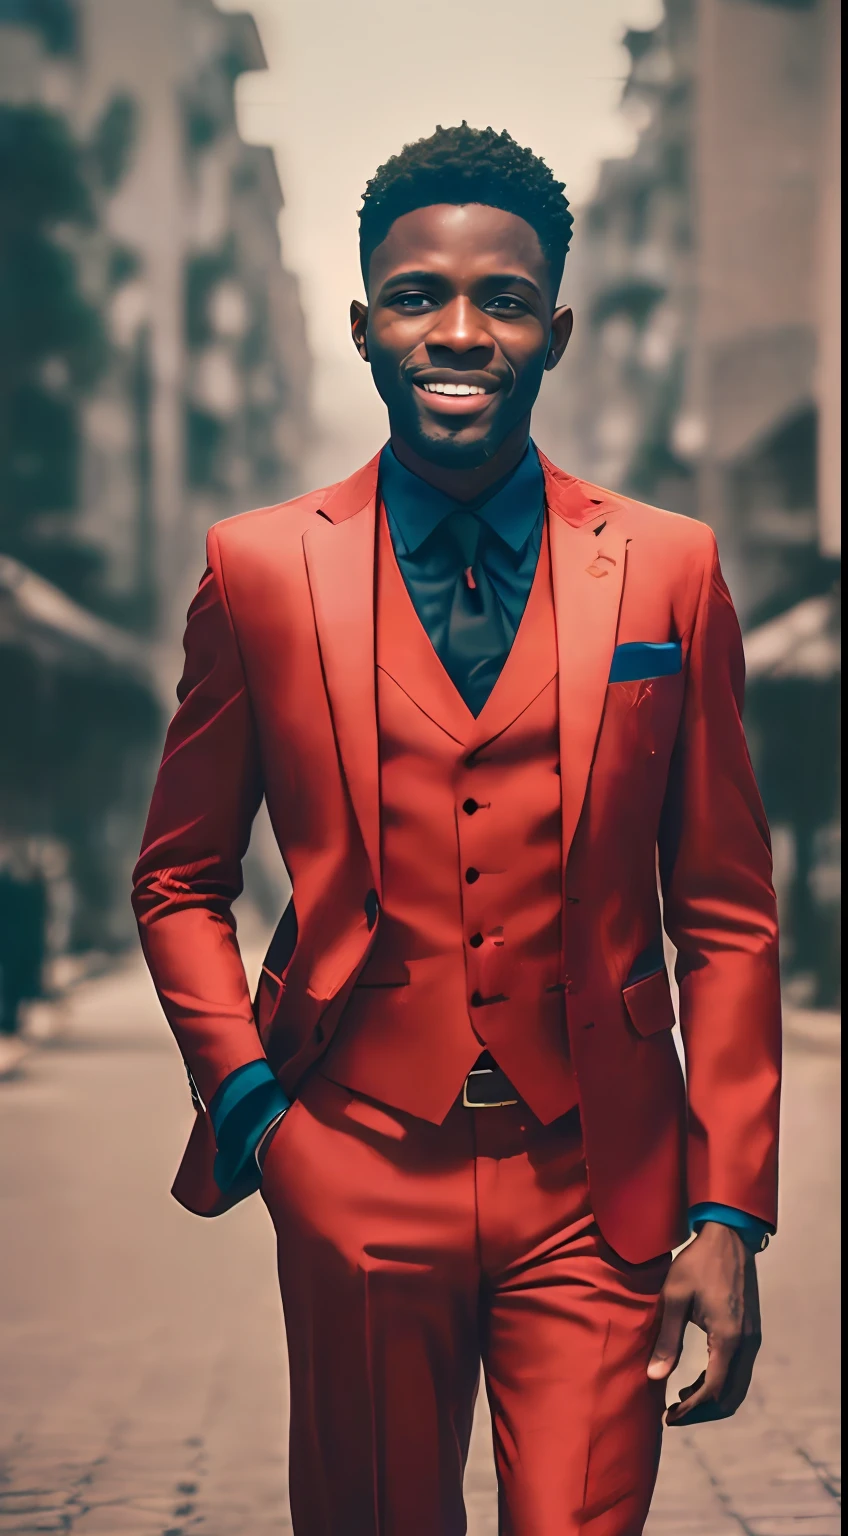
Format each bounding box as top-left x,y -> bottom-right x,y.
462,1063 -> 519,1109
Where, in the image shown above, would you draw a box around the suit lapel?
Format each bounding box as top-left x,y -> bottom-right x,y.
302,456 -> 382,894
300,449 -> 628,892
543,456 -> 629,870
375,505 -> 473,746
473,518 -> 557,747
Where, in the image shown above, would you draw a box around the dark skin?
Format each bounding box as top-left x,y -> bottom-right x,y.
349,200 -> 763,1423
350,202 -> 572,498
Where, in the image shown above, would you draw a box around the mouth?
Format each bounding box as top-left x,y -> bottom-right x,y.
410,372 -> 502,417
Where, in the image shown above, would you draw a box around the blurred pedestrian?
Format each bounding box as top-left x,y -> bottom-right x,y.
0,855 -> 47,1036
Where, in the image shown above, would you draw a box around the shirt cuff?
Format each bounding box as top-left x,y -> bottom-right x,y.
209,1060 -> 290,1194
689,1202 -> 773,1253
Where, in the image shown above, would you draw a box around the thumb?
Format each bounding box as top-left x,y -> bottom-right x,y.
647,1288 -> 690,1380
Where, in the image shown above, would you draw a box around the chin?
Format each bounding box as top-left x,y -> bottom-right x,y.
409,422 -> 503,469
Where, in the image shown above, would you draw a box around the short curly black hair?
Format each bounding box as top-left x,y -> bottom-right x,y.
358,122 -> 573,297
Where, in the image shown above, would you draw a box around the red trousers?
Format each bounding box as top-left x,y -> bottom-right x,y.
261,1072 -> 670,1535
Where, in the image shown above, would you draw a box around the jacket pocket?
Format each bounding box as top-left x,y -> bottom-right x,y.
306,913 -> 373,1003
353,954 -> 410,989
254,898 -> 298,1027
622,967 -> 676,1038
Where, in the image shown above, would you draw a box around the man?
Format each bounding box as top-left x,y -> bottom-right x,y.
133,125 -> 781,1534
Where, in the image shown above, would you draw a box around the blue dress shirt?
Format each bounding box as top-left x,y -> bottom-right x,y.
211,440 -> 772,1250
380,438 -> 545,646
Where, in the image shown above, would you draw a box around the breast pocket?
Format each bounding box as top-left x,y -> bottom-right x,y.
609,641 -> 682,684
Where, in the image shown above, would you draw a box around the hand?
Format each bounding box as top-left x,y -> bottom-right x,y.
647,1222 -> 762,1424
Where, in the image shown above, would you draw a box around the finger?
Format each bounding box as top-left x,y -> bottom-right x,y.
678,1373 -> 705,1402
668,1397 -> 727,1425
667,1328 -> 739,1421
715,1262 -> 763,1417
714,1331 -> 761,1418
669,1333 -> 758,1424
666,1370 -> 705,1424
647,1289 -> 692,1380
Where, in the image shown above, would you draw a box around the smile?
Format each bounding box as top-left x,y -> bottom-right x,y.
420,382 -> 488,396
412,380 -> 498,416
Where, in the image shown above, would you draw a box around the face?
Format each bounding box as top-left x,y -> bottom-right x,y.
351,203 -> 572,469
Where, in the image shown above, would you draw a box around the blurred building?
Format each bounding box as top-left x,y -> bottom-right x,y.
536,0 -> 840,1003
0,0 -> 311,969
74,0 -> 312,639
1,0 -> 310,636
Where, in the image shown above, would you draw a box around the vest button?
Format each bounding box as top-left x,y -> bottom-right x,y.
470,990 -> 484,1007
462,798 -> 479,815
364,889 -> 379,928
465,867 -> 480,884
469,933 -> 484,948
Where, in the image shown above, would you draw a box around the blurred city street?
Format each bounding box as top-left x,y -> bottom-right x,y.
0,947 -> 840,1536
0,2 -> 841,1534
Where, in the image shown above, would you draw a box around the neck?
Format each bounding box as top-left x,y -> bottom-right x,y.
389,418 -> 531,503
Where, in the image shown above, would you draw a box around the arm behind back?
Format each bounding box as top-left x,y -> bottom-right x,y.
132,526 -> 269,1109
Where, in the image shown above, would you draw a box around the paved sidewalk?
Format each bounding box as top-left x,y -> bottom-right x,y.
0,954 -> 840,1535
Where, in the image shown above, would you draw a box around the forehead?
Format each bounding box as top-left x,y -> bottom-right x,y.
368,203 -> 549,292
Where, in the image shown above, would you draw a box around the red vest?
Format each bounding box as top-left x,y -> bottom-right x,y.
321,508 -> 579,1125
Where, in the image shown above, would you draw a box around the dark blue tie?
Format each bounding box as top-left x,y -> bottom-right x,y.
438,512 -> 511,716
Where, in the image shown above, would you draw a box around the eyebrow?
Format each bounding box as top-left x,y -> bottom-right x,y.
379,270 -> 543,299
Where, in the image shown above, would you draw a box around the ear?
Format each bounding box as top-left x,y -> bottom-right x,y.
544,305 -> 573,371
350,300 -> 369,361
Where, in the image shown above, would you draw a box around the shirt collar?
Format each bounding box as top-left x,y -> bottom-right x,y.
379,440 -> 544,557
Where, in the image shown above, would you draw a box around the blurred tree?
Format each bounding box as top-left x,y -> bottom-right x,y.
0,104 -> 107,594
0,0 -> 77,55
88,90 -> 138,192
0,91 -> 141,606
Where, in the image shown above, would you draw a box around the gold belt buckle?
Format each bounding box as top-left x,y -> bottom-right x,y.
462,1067 -> 519,1109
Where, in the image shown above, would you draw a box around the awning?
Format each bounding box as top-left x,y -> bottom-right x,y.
744,592 -> 841,681
0,554 -> 154,690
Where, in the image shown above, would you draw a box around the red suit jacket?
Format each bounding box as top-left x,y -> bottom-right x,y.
132,451 -> 781,1263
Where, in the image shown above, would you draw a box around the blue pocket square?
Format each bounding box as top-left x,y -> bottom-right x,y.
609,641 -> 682,684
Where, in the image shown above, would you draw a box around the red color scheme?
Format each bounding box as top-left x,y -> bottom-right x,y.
132,451 -> 782,1262
261,1071 -> 670,1536
321,509 -> 578,1124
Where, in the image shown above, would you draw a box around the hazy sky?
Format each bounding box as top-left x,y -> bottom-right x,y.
217,0 -> 663,480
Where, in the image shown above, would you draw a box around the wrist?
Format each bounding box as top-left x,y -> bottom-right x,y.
696,1219 -> 765,1256
689,1201 -> 772,1254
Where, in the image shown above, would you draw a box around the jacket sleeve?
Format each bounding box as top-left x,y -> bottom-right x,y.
131,526 -> 269,1108
658,529 -> 782,1229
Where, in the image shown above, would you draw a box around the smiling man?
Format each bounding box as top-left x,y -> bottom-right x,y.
133,125 -> 782,1534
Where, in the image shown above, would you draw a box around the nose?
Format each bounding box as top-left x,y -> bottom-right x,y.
425,295 -> 493,357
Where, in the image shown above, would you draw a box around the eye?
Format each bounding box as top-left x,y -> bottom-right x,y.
485,294 -> 530,315
391,291 -> 438,312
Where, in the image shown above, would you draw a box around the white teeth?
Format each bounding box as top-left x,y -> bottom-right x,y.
421,382 -> 486,396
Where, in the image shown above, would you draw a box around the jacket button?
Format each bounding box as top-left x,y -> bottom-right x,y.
462,798 -> 479,815
364,889 -> 379,928
465,867 -> 480,884
469,932 -> 484,948
314,1024 -> 324,1043
470,990 -> 484,1007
